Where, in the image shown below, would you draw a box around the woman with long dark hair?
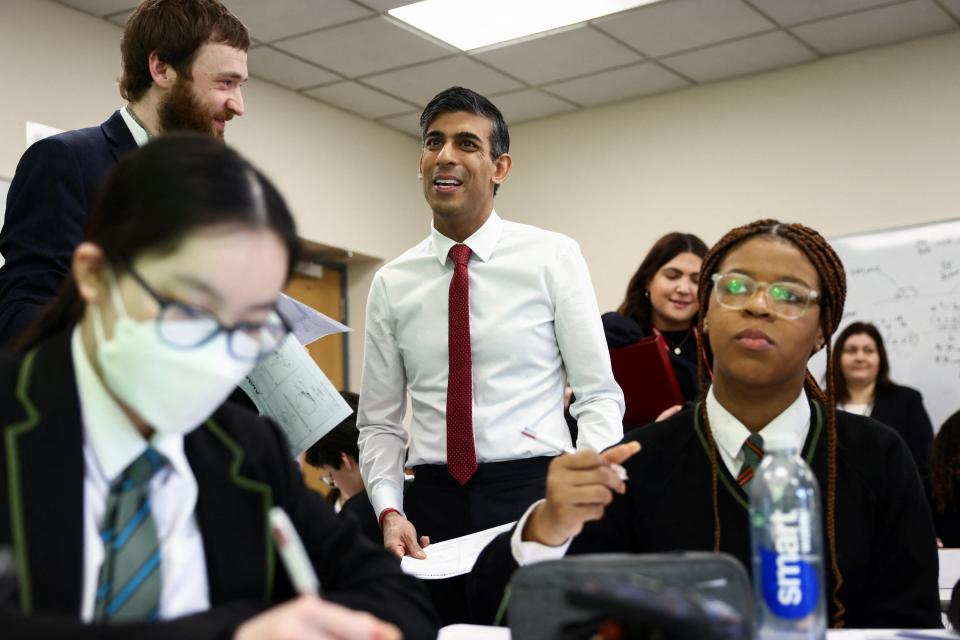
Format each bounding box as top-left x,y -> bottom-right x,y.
0,134 -> 436,639
481,220 -> 940,630
832,321 -> 934,480
929,410 -> 960,547
603,232 -> 709,406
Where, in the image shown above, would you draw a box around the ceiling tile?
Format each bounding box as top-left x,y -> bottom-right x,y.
592,0 -> 775,57
305,81 -> 416,118
543,62 -> 691,107
106,8 -> 134,27
790,0 -> 956,54
274,16 -> 453,77
247,46 -> 341,90
487,90 -> 577,124
58,0 -> 138,15
661,31 -> 816,83
354,0 -> 412,11
473,25 -> 641,86
376,112 -> 422,138
363,56 -> 523,106
940,0 -> 960,20
221,0 -> 371,42
748,0 -> 900,25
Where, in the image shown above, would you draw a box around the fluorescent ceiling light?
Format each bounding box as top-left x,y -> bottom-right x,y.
389,0 -> 667,51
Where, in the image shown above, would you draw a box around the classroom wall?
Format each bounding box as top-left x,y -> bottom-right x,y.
2,1 -> 959,390
0,0 -> 431,389
498,31 -> 960,314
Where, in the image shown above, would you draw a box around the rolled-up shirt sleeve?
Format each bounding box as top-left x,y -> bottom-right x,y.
357,273 -> 410,519
550,241 -> 624,451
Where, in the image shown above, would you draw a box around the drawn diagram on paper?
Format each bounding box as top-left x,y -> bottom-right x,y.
240,335 -> 351,456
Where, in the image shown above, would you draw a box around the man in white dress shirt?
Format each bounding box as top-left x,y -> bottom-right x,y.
357,87 -> 624,620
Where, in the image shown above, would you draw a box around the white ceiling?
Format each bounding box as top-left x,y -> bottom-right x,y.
58,0 -> 960,137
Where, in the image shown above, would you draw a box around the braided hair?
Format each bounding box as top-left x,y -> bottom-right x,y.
694,220 -> 848,627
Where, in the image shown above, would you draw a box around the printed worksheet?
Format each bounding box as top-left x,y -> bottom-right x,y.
400,522 -> 516,579
240,335 -> 351,456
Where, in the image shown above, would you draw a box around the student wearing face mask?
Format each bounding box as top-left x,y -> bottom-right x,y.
0,135 -> 437,640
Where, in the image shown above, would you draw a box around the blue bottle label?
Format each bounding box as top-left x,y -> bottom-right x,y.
759,508 -> 819,619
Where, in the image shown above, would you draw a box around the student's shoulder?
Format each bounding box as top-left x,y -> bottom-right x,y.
622,407 -> 699,459
200,400 -> 292,466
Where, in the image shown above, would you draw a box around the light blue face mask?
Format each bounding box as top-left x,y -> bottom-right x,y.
91,268 -> 255,435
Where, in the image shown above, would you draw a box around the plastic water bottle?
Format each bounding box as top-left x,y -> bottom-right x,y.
748,432 -> 826,640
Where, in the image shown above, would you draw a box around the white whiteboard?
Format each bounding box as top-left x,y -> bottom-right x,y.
809,219 -> 960,431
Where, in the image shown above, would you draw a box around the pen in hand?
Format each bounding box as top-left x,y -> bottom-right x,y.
269,506 -> 320,595
521,428 -> 630,481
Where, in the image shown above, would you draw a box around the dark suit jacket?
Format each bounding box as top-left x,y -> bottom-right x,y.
340,491 -> 383,546
0,331 -> 438,639
870,383 -> 934,481
0,112 -> 136,347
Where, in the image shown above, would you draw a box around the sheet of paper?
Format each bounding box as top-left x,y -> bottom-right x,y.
438,625 -> 511,639
240,335 -> 351,456
276,293 -> 349,347
400,521 -> 515,580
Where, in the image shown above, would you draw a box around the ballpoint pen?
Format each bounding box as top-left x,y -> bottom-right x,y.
269,506 -> 320,595
521,428 -> 631,481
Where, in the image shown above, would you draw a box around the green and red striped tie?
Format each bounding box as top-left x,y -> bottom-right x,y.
737,433 -> 764,488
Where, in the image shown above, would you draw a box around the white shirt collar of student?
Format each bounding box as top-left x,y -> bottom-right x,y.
430,209 -> 503,266
71,325 -> 191,484
707,386 -> 811,473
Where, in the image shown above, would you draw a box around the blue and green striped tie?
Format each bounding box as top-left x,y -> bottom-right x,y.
94,446 -> 167,623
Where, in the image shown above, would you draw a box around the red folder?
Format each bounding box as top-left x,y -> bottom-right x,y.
609,333 -> 683,427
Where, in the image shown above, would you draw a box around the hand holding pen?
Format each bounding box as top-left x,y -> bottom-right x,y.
519,434 -> 642,548
232,507 -> 402,640
521,428 -> 631,481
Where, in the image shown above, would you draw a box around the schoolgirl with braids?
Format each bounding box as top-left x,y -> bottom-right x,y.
475,220 -> 941,630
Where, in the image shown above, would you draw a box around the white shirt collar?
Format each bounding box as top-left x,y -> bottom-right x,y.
119,105 -> 150,148
71,325 -> 191,483
430,209 -> 502,266
707,386 -> 810,463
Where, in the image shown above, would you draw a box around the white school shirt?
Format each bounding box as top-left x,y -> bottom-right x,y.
708,387 -> 811,478
357,211 -> 625,518
511,387 -> 812,565
73,327 -> 210,621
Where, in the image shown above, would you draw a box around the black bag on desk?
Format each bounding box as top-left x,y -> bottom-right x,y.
508,552 -> 753,640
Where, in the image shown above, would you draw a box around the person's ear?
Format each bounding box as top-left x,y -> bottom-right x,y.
73,243 -> 108,305
812,327 -> 826,355
491,152 -> 512,187
148,51 -> 176,90
340,452 -> 353,471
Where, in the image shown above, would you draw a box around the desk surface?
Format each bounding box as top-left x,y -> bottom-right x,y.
437,625 -> 956,639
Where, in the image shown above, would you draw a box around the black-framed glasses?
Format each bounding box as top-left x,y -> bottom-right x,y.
126,266 -> 290,362
711,272 -> 819,320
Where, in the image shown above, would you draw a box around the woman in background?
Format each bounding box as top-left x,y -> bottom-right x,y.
602,232 -> 709,405
833,321 -> 934,480
929,409 -> 960,547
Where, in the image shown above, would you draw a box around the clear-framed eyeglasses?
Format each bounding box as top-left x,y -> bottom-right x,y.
126,266 -> 290,362
711,272 -> 819,320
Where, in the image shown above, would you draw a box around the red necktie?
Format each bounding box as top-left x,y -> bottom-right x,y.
447,244 -> 477,485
